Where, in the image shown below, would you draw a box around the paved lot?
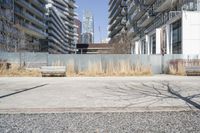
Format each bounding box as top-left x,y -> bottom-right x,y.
0,75 -> 200,113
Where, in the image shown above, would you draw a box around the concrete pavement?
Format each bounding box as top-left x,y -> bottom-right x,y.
0,75 -> 200,113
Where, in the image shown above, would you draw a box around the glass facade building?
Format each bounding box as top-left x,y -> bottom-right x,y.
82,10 -> 94,43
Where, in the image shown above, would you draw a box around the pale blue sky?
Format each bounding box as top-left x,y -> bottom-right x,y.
76,0 -> 108,43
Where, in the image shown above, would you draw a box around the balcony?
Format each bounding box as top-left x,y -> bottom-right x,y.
25,13 -> 46,28
48,41 -> 66,53
15,0 -> 45,18
109,0 -> 118,12
121,0 -> 126,7
109,16 -> 121,31
24,24 -> 47,37
108,25 -> 123,38
127,25 -> 138,36
154,0 -> 171,12
130,6 -> 145,22
109,0 -> 122,18
128,1 -> 136,14
15,20 -> 47,39
144,14 -> 168,34
68,0 -> 78,8
69,9 -> 78,16
14,8 -> 46,29
48,29 -> 67,44
144,0 -> 156,5
109,7 -> 122,24
31,0 -> 46,12
137,12 -> 155,27
167,11 -> 182,24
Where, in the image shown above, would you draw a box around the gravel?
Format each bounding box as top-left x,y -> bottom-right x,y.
0,111 -> 200,133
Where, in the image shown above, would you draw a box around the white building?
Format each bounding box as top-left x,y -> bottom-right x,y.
109,0 -> 200,55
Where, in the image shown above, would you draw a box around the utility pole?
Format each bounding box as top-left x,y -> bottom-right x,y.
99,26 -> 102,43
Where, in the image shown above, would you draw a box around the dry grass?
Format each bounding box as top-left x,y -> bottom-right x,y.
66,60 -> 76,77
0,64 -> 41,77
0,60 -> 152,77
66,60 -> 152,77
168,62 -> 186,76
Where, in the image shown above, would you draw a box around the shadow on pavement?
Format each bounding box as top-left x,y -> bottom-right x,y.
167,85 -> 200,110
0,84 -> 48,99
102,81 -> 200,110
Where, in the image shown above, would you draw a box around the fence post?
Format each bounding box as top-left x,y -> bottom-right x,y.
19,52 -> 21,68
161,55 -> 164,74
47,53 -> 49,66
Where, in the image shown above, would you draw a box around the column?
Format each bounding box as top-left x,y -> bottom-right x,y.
156,28 -> 161,54
166,24 -> 171,54
135,41 -> 139,54
146,35 -> 150,55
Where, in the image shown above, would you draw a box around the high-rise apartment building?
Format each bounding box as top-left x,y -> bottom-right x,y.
0,0 -> 47,52
1,0 -> 79,54
74,18 -> 82,43
0,0 -> 16,51
14,0 -> 47,51
82,10 -> 94,43
46,0 -> 78,54
108,0 -> 127,39
109,0 -> 200,55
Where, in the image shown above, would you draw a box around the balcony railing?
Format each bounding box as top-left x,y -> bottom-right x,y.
144,0 -> 156,5
24,24 -> 47,37
14,8 -> 46,28
16,0 -> 44,18
169,11 -> 182,20
130,6 -> 144,22
32,0 -> 46,12
153,0 -> 171,12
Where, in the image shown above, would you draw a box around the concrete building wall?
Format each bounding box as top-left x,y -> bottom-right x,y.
182,11 -> 200,54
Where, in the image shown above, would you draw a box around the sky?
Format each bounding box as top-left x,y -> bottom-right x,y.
75,0 -> 109,43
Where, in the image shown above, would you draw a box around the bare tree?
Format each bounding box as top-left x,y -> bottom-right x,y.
110,32 -> 132,54
0,6 -> 25,52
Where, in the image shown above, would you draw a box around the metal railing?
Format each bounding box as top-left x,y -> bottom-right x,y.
153,0 -> 166,10
169,11 -> 182,20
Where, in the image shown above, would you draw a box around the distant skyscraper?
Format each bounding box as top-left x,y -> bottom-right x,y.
81,33 -> 92,44
82,10 -> 94,43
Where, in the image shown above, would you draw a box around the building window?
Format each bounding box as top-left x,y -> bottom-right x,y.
150,34 -> 156,54
161,29 -> 167,54
172,19 -> 182,54
141,39 -> 147,54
